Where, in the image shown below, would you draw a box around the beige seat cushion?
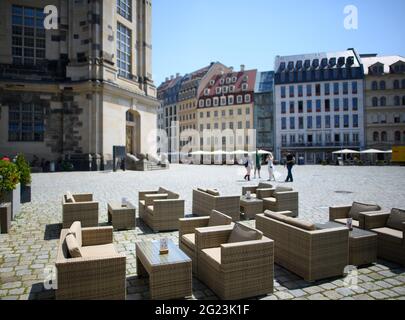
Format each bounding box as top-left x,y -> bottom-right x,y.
146,206 -> 154,214
258,183 -> 273,189
387,208 -> 405,231
65,191 -> 75,203
158,187 -> 168,194
65,234 -> 82,258
265,211 -> 315,230
139,200 -> 145,207
81,244 -> 117,258
275,186 -> 293,193
263,197 -> 277,204
197,188 -> 207,193
208,210 -> 232,227
181,234 -> 195,250
372,228 -> 403,243
206,189 -> 220,196
334,218 -> 360,228
201,247 -> 221,271
69,221 -> 82,247
228,223 -> 262,243
349,202 -> 381,220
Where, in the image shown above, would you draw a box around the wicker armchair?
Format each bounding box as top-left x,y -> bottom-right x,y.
242,183 -> 274,199
256,211 -> 349,282
179,210 -> 233,274
329,202 -> 382,229
138,187 -> 178,218
195,223 -> 274,300
360,208 -> 405,266
62,193 -> 99,228
56,224 -> 126,300
262,187 -> 299,217
192,189 -> 240,221
141,188 -> 184,232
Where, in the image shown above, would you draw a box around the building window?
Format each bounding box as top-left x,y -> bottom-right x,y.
298,101 -> 304,113
298,117 -> 304,129
11,5 -> 46,66
307,100 -> 312,113
333,83 -> 339,95
324,83 -> 330,96
229,109 -> 233,116
199,100 -> 204,108
394,96 -> 400,106
229,85 -> 235,93
228,96 -> 234,105
117,0 -> 132,21
290,101 -> 295,114
343,98 -> 349,111
245,94 -> 251,103
281,102 -> 286,114
242,83 -> 248,91
380,81 -> 386,90
352,98 -> 358,111
213,97 -> 219,107
298,85 -> 303,97
380,97 -> 386,106
381,132 -> 387,142
394,80 -> 400,89
206,99 -> 211,107
373,132 -> 379,142
117,22 -> 132,79
246,107 -> 250,115
325,99 -> 330,112
402,79 -> 405,89
352,81 -> 358,94
325,115 -> 331,129
220,96 -> 226,106
281,86 -> 286,98
316,100 -> 321,113
343,82 -> 348,94
237,109 -> 242,116
316,116 -> 322,129
8,102 -> 44,142
216,87 -> 222,95
372,97 -> 378,107
344,115 -> 349,128
395,131 -> 401,142
289,117 -> 295,130
237,95 -> 243,104
372,81 -> 378,90
402,96 -> 405,106
306,84 -> 312,97
315,84 -> 321,96
289,86 -> 294,98
334,115 -> 340,128
307,116 -> 313,129
353,115 -> 358,128
281,118 -> 287,130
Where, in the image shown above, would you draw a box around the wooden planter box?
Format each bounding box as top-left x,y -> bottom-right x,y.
0,183 -> 21,220
21,184 -> 31,203
0,202 -> 11,234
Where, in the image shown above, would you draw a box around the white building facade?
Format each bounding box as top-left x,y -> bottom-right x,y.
274,49 -> 365,164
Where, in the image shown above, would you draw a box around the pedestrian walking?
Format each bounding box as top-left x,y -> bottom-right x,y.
254,149 -> 262,179
243,155 -> 253,181
267,153 -> 275,182
285,153 -> 296,182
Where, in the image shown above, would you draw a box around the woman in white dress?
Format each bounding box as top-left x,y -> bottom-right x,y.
267,153 -> 275,182
244,155 -> 253,181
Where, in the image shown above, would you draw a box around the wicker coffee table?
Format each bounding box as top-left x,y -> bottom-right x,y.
317,221 -> 377,266
240,196 -> 264,220
107,201 -> 136,231
136,240 -> 192,300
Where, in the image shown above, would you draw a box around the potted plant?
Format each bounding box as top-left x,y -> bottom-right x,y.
15,154 -> 32,203
0,158 -> 21,220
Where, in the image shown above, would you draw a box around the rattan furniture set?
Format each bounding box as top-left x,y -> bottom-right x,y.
56,186 -> 404,300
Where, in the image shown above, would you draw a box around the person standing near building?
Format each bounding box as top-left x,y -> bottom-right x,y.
267,153 -> 275,182
285,153 -> 296,183
244,155 -> 253,181
254,150 -> 262,179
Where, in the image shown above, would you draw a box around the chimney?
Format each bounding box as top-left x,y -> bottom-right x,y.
170,75 -> 174,80
229,66 -> 234,72
176,73 -> 180,77
240,64 -> 245,72
165,77 -> 169,82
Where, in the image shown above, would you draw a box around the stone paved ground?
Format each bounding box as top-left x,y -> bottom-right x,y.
0,164 -> 404,300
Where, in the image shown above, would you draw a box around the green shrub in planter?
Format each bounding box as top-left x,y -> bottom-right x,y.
15,154 -> 32,203
0,160 -> 20,198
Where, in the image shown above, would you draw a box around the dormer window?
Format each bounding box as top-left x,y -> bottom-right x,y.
204,88 -> 210,96
220,78 -> 225,85
226,77 -> 231,84
209,79 -> 215,86
213,97 -> 219,107
206,99 -> 211,107
296,60 -> 303,70
346,56 -> 354,66
312,59 -> 319,68
242,83 -> 248,91
329,58 -> 336,67
288,61 -> 294,71
321,58 -> 328,68
220,96 -> 227,106
229,85 -> 235,93
304,60 -> 311,69
232,76 -> 237,83
216,87 -> 222,95
223,86 -> 228,94
279,62 -> 286,72
338,57 -> 345,67
199,99 -> 204,108
243,75 -> 249,82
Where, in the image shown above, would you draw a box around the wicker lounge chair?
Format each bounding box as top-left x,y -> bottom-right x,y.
262,186 -> 299,217
62,192 -> 99,228
138,187 -> 177,218
256,211 -> 349,282
56,222 -> 126,300
192,188 -> 240,221
195,223 -> 274,300
179,210 -> 233,274
360,208 -> 405,266
140,187 -> 184,232
329,202 -> 382,229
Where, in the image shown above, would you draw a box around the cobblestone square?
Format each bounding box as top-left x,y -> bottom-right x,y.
1,164 -> 404,300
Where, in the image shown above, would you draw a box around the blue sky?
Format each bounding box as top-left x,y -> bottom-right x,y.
152,0 -> 405,85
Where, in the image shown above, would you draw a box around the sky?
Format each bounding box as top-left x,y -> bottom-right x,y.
152,0 -> 405,85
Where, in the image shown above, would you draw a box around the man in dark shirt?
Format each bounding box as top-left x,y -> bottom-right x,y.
285,153 -> 296,182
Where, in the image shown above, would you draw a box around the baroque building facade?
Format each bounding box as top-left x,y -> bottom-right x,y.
0,0 -> 158,170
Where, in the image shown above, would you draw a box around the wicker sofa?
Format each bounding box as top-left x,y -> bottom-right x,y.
262,187 -> 299,217
192,188 -> 240,221
55,222 -> 126,300
139,187 -> 184,232
242,183 -> 274,199
62,192 -> 99,228
195,222 -> 274,300
329,202 -> 382,229
256,211 -> 349,282
179,210 -> 233,274
360,208 -> 405,266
